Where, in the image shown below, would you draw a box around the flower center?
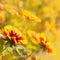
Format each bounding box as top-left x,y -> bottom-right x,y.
9,30 -> 23,41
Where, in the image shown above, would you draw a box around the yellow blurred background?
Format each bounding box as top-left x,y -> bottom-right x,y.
0,0 -> 60,60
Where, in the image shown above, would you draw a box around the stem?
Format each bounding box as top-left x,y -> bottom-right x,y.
15,46 -> 22,56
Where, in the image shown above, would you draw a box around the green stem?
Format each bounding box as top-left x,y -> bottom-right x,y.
15,46 -> 22,56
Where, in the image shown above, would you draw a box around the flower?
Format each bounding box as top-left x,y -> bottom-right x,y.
27,30 -> 46,45
2,25 -> 27,45
27,30 -> 54,54
38,33 -> 55,54
22,9 -> 41,23
39,33 -> 55,54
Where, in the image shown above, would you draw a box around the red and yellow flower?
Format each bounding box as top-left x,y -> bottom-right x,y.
27,30 -> 55,54
2,25 -> 28,45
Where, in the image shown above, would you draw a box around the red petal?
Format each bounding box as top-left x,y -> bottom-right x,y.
41,41 -> 52,53
40,37 -> 44,42
3,31 -> 7,36
16,36 -> 24,40
10,30 -> 16,36
10,37 -> 15,41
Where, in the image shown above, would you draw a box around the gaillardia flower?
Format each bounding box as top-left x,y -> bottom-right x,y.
38,33 -> 55,54
27,30 -> 55,54
2,25 -> 27,45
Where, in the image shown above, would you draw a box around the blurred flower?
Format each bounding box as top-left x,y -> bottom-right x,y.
2,25 -> 27,45
22,9 -> 41,23
45,20 -> 56,34
27,30 -> 46,45
5,4 -> 20,18
27,30 -> 54,54
38,33 -> 55,54
0,4 -> 5,24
